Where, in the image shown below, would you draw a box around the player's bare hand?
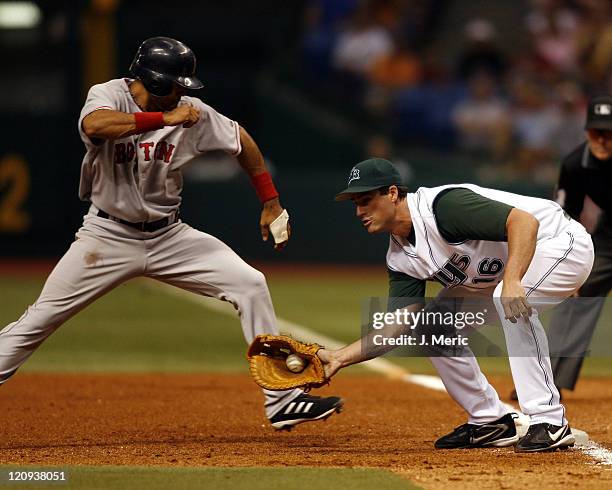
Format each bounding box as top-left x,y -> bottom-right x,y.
317,349 -> 343,379
163,105 -> 200,128
500,280 -> 533,323
261,198 -> 291,251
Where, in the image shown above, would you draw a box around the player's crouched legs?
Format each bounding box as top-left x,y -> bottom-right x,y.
492,287 -> 575,452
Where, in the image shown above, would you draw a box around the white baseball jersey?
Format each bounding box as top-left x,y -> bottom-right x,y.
77,78 -> 241,222
386,184 -> 575,289
384,184 -> 593,427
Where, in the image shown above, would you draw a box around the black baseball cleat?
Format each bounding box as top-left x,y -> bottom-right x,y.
434,413 -> 519,449
269,394 -> 344,431
514,422 -> 575,453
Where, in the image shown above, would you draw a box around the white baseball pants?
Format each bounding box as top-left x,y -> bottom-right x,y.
430,220 -> 594,426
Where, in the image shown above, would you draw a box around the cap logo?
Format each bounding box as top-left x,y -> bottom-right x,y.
348,167 -> 360,185
594,104 -> 611,116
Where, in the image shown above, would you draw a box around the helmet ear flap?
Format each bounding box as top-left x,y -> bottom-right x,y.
142,71 -> 173,97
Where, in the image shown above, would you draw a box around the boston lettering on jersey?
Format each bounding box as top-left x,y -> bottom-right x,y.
114,140 -> 176,164
432,253 -> 505,288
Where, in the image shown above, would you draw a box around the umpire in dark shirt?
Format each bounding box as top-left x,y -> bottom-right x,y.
525,96 -> 612,398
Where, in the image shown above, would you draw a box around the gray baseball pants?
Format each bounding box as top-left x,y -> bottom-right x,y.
0,207 -> 301,417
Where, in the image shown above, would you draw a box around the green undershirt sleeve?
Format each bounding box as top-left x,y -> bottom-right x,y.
387,269 -> 426,311
433,188 -> 514,243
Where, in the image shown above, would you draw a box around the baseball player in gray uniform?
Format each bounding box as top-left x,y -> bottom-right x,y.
317,158 -> 594,452
0,37 -> 342,431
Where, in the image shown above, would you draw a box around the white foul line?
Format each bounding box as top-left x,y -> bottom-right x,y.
153,282 -> 612,465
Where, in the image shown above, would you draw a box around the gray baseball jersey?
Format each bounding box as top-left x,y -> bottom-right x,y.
78,78 -> 241,222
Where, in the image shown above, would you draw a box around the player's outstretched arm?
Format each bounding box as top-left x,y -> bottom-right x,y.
81,105 -> 200,142
318,303 -> 423,378
318,342 -> 363,379
237,126 -> 290,251
318,323 -> 410,378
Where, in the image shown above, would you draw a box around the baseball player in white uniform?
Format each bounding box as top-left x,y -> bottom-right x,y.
0,37 -> 343,431
317,158 -> 594,452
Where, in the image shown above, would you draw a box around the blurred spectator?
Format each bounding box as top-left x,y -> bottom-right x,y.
301,0 -> 360,78
393,71 -> 465,149
452,71 -> 512,161
550,81 -> 587,156
295,0 -> 604,188
456,18 -> 509,81
365,35 -> 423,115
525,0 -> 580,75
575,0 -> 612,89
511,77 -> 560,176
331,4 -> 394,76
525,0 -> 578,35
367,36 -> 423,89
532,21 -> 579,75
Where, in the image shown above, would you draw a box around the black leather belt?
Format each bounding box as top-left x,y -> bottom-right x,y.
97,209 -> 176,232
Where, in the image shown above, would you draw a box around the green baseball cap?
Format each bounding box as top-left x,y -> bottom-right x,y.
334,158 -> 407,201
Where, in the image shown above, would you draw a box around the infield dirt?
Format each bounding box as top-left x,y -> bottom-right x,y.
0,374 -> 610,489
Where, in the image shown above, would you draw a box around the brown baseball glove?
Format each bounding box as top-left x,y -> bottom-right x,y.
246,334 -> 327,391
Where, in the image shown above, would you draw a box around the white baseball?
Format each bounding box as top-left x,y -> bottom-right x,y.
286,354 -> 306,373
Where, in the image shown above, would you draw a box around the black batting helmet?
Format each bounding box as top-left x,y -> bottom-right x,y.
129,37 -> 204,97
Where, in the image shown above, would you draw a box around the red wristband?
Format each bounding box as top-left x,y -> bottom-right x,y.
134,112 -> 164,133
251,172 -> 279,203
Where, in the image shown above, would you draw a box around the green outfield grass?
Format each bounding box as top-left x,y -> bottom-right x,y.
0,277 -> 251,373
0,274 -> 610,376
0,270 -> 610,490
0,466 -> 420,490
